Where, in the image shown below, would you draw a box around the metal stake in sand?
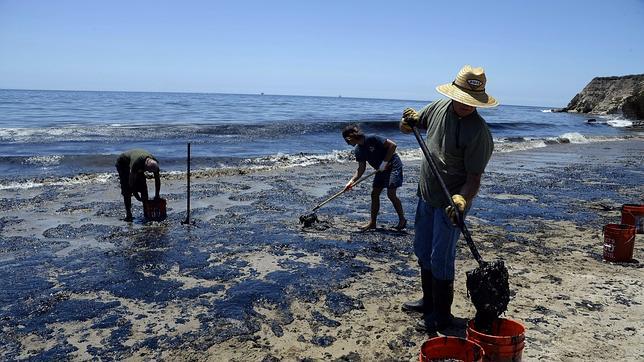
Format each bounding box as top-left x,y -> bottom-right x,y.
181,142 -> 191,225
299,170 -> 378,227
410,125 -> 510,328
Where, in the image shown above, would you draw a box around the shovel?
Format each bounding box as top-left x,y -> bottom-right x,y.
410,125 -> 510,327
299,170 -> 378,226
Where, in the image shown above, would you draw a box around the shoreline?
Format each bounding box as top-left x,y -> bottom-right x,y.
0,139 -> 643,361
1,134 -> 642,191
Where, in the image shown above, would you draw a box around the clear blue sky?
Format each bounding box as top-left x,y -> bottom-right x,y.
1,0 -> 643,107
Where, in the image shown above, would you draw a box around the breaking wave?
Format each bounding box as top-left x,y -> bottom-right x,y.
0,118 -> 595,144
1,134 -> 639,191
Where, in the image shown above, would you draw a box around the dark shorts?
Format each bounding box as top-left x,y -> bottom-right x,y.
373,154 -> 403,189
116,161 -> 146,197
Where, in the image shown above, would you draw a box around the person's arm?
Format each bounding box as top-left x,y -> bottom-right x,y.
128,168 -> 137,191
344,161 -> 367,191
448,124 -> 493,224
129,170 -> 142,201
459,173 -> 482,203
139,178 -> 149,202
446,172 -> 482,224
154,172 -> 160,199
379,139 -> 397,171
354,161 -> 366,180
458,126 -> 492,205
131,171 -> 148,202
132,192 -> 142,201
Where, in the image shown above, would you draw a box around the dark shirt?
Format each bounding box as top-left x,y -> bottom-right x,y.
355,135 -> 388,169
116,149 -> 157,173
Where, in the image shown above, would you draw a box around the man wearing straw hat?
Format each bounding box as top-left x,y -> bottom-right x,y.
399,65 -> 497,331
115,149 -> 161,222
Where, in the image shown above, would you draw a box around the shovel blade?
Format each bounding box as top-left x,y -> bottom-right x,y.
466,259 -> 510,331
299,213 -> 318,227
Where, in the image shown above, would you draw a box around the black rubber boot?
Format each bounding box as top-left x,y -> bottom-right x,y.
432,277 -> 454,330
402,268 -> 433,313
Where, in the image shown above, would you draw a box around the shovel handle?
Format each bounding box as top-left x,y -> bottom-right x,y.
411,125 -> 484,266
312,170 -> 378,212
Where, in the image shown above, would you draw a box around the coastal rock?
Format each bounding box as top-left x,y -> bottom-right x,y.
563,74 -> 644,119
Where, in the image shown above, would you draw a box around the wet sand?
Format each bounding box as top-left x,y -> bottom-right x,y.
1,139 -> 643,361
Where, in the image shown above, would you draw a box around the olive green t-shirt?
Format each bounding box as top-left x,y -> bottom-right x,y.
117,149 -> 157,173
417,99 -> 494,207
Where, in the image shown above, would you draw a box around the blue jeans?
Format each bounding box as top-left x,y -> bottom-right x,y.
414,198 -> 462,280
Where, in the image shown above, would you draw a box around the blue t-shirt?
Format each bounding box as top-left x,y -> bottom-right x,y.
355,135 -> 388,169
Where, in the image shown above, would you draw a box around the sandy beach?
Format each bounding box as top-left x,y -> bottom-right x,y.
1,139 -> 643,361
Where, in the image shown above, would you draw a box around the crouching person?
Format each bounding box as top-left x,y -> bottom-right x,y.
115,149 -> 161,222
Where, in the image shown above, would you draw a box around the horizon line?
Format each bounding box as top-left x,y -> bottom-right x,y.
0,87 -> 550,108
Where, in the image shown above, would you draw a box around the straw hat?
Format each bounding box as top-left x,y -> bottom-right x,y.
436,65 -> 498,108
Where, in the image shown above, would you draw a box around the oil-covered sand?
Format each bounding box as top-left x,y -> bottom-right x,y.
1,140 -> 643,361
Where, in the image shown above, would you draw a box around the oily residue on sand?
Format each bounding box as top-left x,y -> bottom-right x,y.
1,141 -> 642,360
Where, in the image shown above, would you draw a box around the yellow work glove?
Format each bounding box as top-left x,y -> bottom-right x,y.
445,194 -> 467,225
400,108 -> 419,133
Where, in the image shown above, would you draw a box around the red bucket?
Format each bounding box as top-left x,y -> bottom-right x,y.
603,223 -> 636,262
467,319 -> 525,362
621,204 -> 644,234
420,336 -> 484,362
144,198 -> 167,221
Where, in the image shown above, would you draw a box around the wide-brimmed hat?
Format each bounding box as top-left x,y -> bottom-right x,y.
436,65 -> 498,108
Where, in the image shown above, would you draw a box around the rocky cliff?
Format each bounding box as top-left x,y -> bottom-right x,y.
563,74 -> 644,120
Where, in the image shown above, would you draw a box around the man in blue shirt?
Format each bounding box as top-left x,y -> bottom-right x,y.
342,125 -> 406,231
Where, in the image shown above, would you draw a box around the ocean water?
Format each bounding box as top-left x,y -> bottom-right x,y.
0,89 -> 641,187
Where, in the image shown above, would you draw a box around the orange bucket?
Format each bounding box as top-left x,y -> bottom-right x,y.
466,318 -> 525,362
621,204 -> 644,234
603,223 -> 636,262
144,198 -> 167,221
420,336 -> 484,362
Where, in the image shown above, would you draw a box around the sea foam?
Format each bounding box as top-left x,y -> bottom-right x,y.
607,119 -> 633,128
0,173 -> 112,190
24,155 -> 64,166
553,132 -> 589,144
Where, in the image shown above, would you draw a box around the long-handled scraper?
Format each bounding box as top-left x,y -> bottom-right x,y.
299,170 -> 378,227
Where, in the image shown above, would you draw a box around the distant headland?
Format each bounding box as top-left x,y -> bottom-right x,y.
553,74 -> 644,120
